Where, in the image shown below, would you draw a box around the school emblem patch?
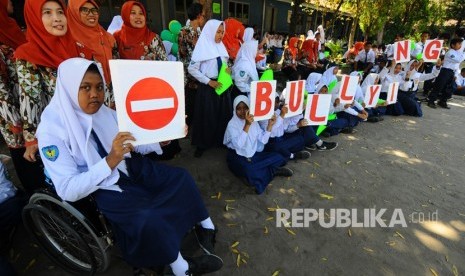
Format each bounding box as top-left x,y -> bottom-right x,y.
42,146 -> 59,162
240,71 -> 245,77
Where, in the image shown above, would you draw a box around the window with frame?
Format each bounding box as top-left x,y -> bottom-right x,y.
175,0 -> 194,23
228,1 -> 249,24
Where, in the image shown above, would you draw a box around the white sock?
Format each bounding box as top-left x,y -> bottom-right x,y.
200,217 -> 215,230
290,153 -> 294,159
316,140 -> 323,146
170,252 -> 189,276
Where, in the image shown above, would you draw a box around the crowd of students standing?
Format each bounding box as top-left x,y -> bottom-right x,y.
1,0 -> 464,275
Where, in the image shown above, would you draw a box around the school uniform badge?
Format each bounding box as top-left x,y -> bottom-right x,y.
42,146 -> 59,162
240,71 -> 245,77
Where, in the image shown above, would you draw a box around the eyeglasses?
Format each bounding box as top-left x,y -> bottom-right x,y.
79,7 -> 99,15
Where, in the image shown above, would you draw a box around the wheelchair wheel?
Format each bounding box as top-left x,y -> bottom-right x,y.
22,192 -> 111,274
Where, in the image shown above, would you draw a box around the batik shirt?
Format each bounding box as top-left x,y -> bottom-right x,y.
139,35 -> 167,61
0,45 -> 23,148
16,60 -> 57,146
178,25 -> 201,86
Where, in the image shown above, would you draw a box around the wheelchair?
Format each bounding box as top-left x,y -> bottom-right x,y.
22,177 -> 113,275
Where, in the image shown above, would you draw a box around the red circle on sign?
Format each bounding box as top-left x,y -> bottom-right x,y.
126,77 -> 178,130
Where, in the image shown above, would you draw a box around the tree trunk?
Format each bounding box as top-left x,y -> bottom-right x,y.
348,17 -> 358,48
377,24 -> 385,45
327,0 -> 345,38
289,0 -> 304,35
198,0 -> 213,20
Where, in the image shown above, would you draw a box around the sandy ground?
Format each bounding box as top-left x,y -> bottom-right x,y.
3,94 -> 465,276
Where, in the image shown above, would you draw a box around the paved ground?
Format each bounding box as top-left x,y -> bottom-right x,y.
3,93 -> 465,276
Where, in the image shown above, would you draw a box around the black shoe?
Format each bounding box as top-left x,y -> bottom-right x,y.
367,116 -> 380,123
320,131 -> 331,138
185,254 -> 223,275
194,148 -> 204,158
438,101 -> 450,109
427,102 -> 437,109
194,225 -> 217,255
274,167 -> 293,177
305,144 -> 317,151
341,127 -> 356,134
377,115 -> 384,121
292,150 -> 311,160
316,141 -> 338,151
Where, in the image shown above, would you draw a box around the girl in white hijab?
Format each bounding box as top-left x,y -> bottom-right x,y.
37,58 -> 223,276
188,19 -> 232,157
317,25 -> 325,43
306,72 -> 322,93
320,66 -> 339,91
232,39 -> 259,96
223,95 -> 293,194
360,73 -> 384,122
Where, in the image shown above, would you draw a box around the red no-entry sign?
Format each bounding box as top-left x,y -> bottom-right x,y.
125,77 -> 179,130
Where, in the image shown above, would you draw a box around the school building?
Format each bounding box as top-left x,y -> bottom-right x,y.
95,0 -> 356,38
11,0 -> 355,39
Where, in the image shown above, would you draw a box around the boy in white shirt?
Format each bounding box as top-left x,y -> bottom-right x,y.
428,38 -> 465,109
454,67 -> 465,96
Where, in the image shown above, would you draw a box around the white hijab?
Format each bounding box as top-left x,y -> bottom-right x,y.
306,73 -> 322,93
191,19 -> 229,62
223,95 -> 264,158
107,15 -> 123,35
361,73 -> 379,92
317,25 -> 325,43
242,27 -> 254,42
233,40 -> 259,81
37,58 -> 120,187
321,66 -> 337,86
306,30 -> 314,40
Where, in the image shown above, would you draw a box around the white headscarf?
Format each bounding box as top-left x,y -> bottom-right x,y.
306,30 -> 314,40
242,27 -> 255,42
232,40 -> 259,82
361,73 -> 379,92
321,66 -> 338,86
107,15 -> 123,35
37,58 -> 121,188
191,19 -> 229,62
223,95 -> 264,158
306,73 -> 322,93
350,71 -> 364,100
315,83 -> 327,94
317,25 -> 325,43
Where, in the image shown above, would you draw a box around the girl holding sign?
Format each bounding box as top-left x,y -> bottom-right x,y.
188,19 -> 232,158
66,0 -> 118,107
224,95 -> 294,194
37,58 -> 223,276
380,61 -> 405,116
14,0 -> 92,163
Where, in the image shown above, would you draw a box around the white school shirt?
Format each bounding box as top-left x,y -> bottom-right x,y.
381,72 -> 404,92
259,109 -> 284,138
234,70 -> 254,94
400,71 -> 436,91
39,131 -> 162,202
188,56 -> 228,85
354,49 -> 376,63
456,74 -> 465,87
386,44 -> 394,60
442,49 -> 465,71
284,114 -> 303,134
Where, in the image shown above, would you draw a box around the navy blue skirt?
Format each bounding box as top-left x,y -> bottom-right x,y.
93,154 -> 209,267
226,150 -> 286,194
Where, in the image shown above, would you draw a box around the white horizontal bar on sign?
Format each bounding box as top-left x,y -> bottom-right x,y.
130,98 -> 175,113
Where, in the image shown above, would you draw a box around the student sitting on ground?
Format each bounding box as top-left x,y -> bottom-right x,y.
315,84 -> 353,136
224,95 -> 294,194
259,95 -> 311,161
37,58 -> 223,276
